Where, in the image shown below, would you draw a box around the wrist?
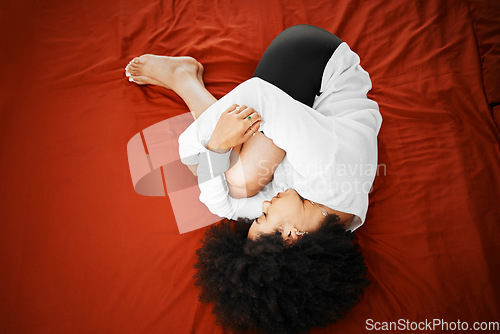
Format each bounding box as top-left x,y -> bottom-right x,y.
207,138 -> 230,153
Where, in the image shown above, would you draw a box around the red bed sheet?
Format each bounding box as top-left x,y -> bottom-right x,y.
1,0 -> 499,333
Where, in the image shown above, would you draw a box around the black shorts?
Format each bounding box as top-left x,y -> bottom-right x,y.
253,24 -> 343,108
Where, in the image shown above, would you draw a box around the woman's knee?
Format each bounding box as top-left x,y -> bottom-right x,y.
225,166 -> 271,199
225,154 -> 276,199
276,24 -> 341,47
226,175 -> 268,199
225,132 -> 285,199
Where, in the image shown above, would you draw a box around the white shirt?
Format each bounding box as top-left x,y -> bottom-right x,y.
178,42 -> 382,231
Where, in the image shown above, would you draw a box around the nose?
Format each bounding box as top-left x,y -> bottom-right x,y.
281,225 -> 299,241
262,201 -> 270,211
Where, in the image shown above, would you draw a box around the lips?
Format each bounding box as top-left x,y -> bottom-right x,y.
271,192 -> 281,203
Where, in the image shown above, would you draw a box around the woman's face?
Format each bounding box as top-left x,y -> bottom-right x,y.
247,188 -> 324,242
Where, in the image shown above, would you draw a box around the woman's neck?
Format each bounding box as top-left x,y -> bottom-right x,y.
317,202 -> 355,227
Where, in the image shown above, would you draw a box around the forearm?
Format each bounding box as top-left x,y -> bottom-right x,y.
185,140 -> 233,177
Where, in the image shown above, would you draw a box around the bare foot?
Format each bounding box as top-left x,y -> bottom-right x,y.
125,55 -> 204,89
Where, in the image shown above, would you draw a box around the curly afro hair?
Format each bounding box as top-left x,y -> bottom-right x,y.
193,214 -> 370,334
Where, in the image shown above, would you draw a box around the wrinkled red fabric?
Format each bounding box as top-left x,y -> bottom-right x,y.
467,0 -> 500,105
1,0 -> 499,333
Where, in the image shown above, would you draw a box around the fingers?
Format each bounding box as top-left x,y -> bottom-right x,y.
225,104 -> 248,113
230,104 -> 247,114
227,104 -> 252,115
235,105 -> 262,124
243,119 -> 262,140
224,104 -> 239,114
223,104 -> 244,114
239,106 -> 256,118
223,104 -> 262,136
245,112 -> 261,127
224,104 -> 262,123
237,106 -> 261,134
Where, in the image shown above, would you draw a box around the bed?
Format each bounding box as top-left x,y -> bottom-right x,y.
1,0 -> 499,333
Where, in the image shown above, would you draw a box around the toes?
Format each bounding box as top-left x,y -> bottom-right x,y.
128,59 -> 142,73
127,65 -> 140,76
129,75 -> 149,85
127,57 -> 141,69
128,75 -> 142,84
125,60 -> 138,74
125,58 -> 148,83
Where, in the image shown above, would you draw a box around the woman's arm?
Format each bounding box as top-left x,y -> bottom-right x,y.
180,103 -> 281,220
184,102 -> 285,198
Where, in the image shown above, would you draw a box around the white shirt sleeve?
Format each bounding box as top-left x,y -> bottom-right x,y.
194,147 -> 275,220
198,175 -> 275,220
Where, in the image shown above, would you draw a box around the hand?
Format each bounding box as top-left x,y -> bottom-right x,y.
207,104 -> 262,153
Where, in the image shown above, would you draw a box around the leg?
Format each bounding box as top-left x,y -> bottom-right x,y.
227,25 -> 343,196
125,24 -> 343,117
125,55 -> 281,192
253,24 -> 342,107
126,25 -> 341,197
126,55 -> 218,176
